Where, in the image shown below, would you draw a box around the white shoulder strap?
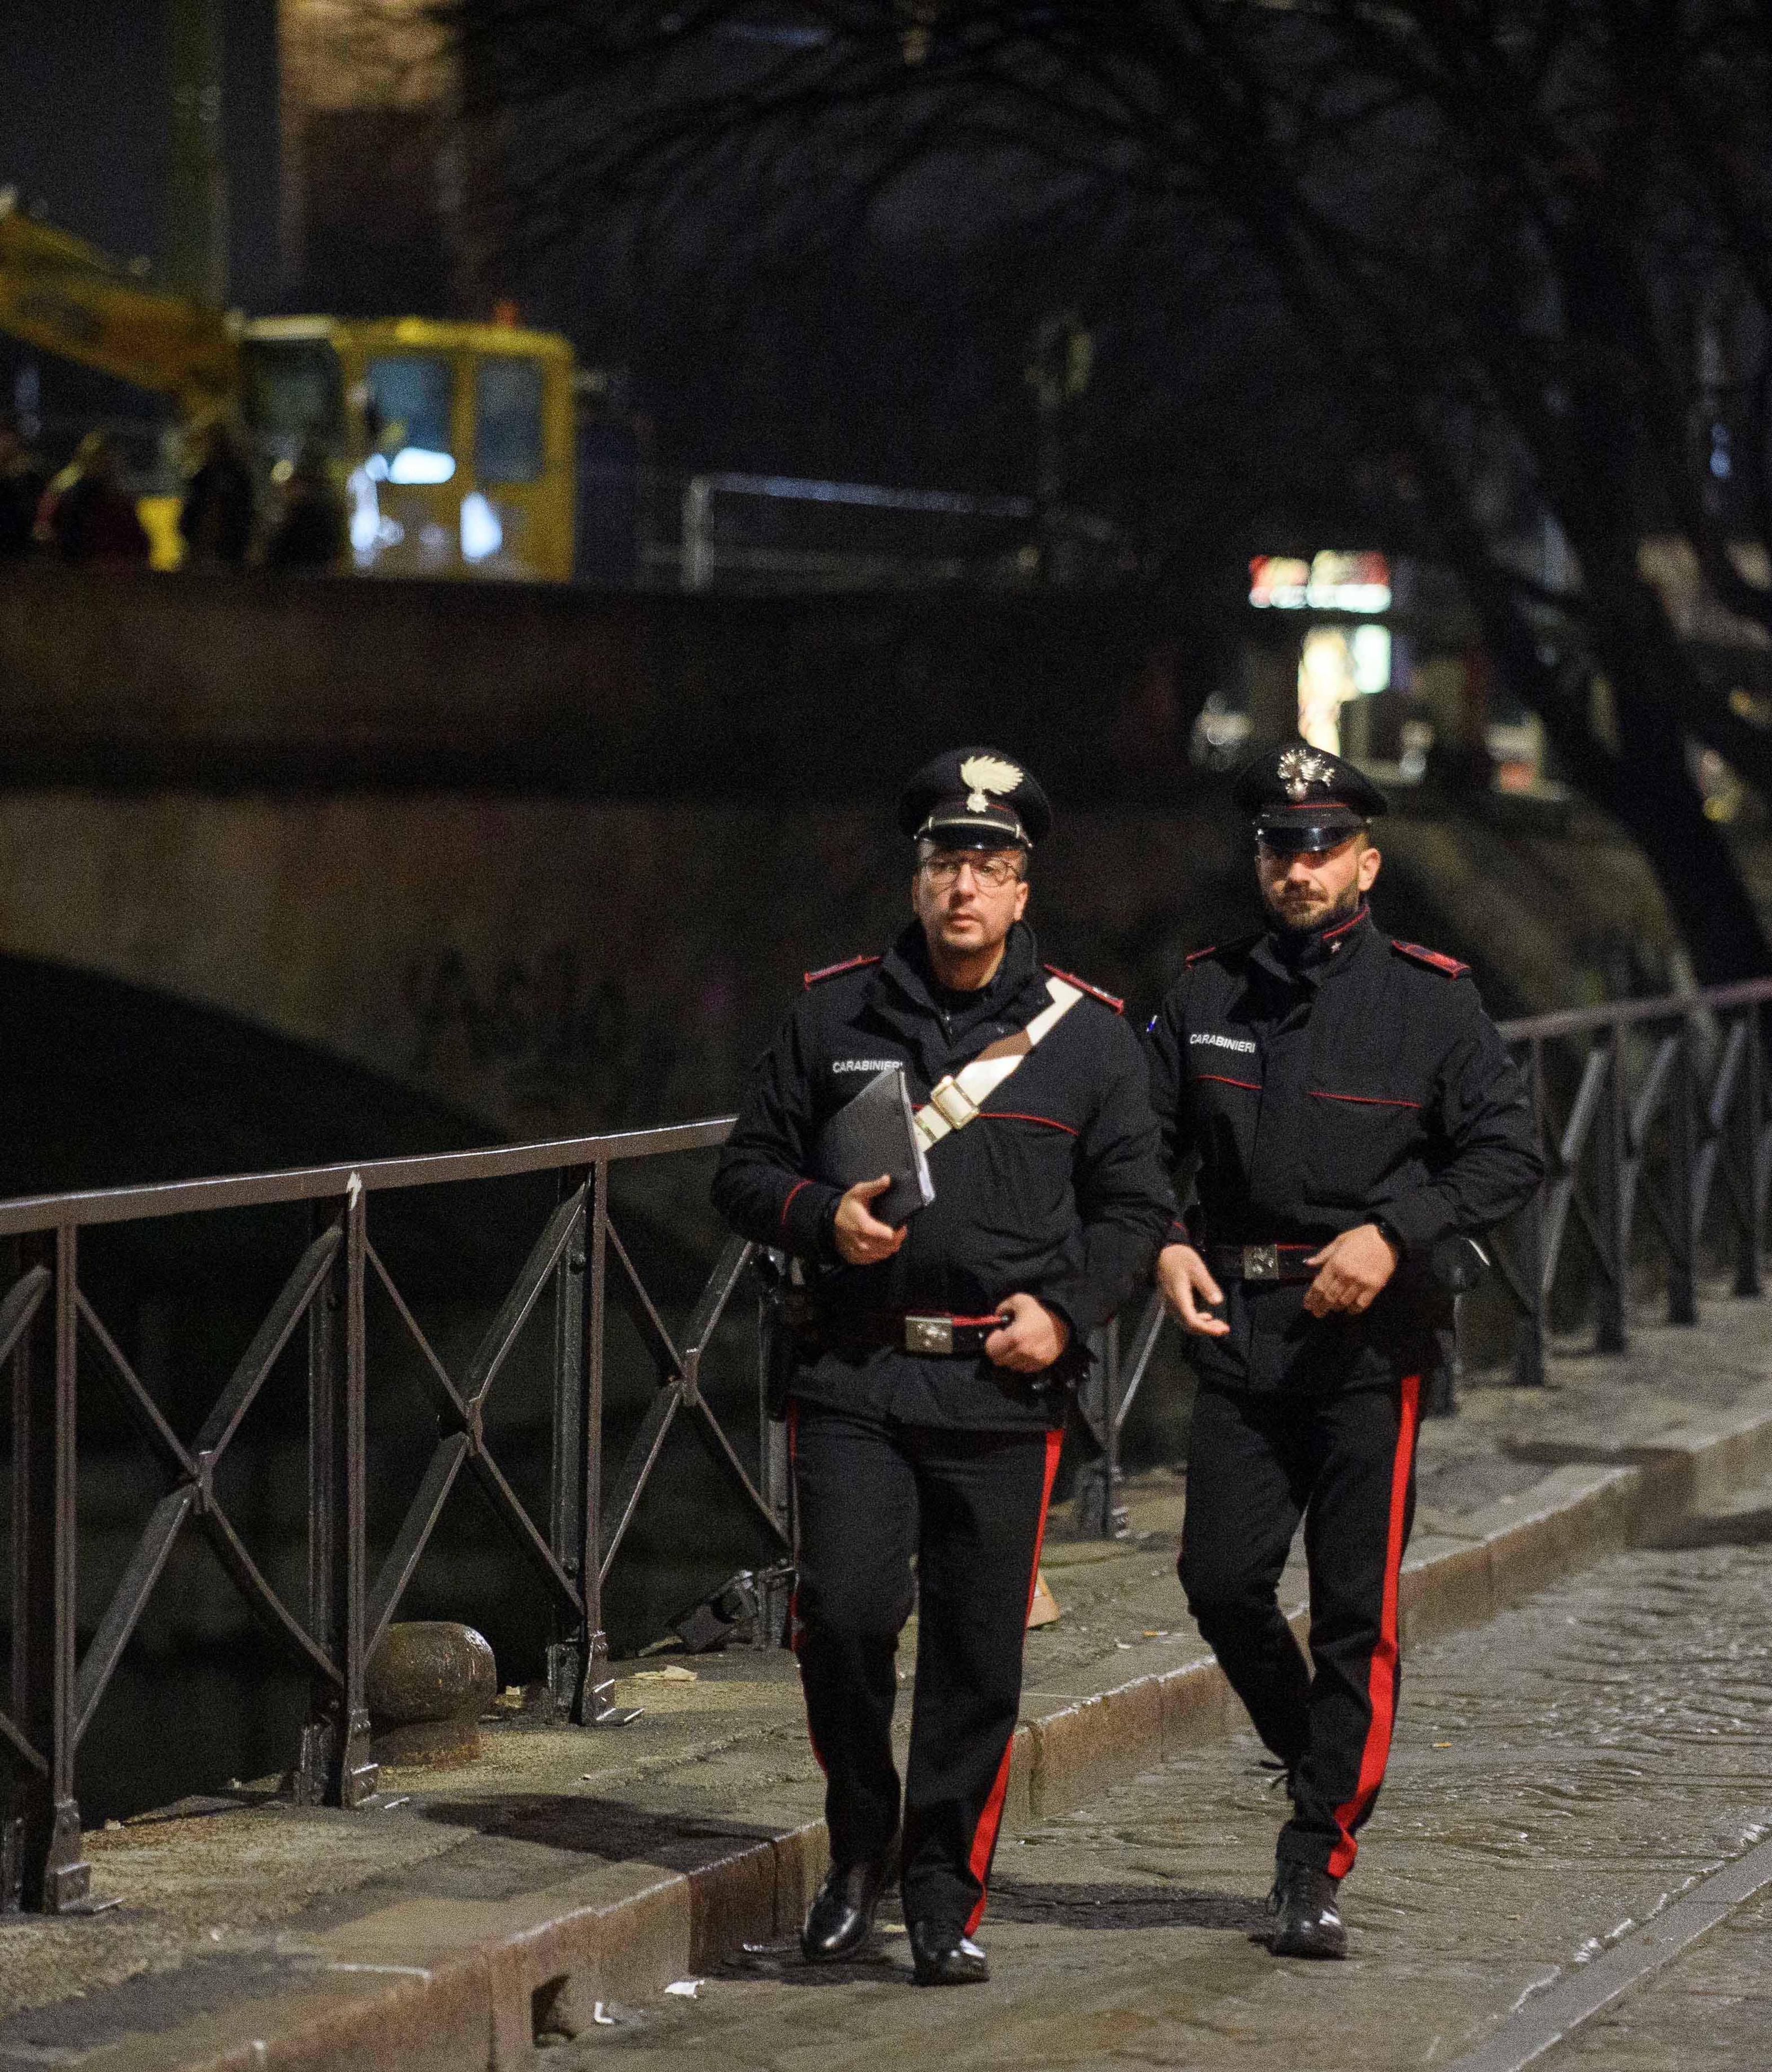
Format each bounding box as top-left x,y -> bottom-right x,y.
913,977 -> 1084,1150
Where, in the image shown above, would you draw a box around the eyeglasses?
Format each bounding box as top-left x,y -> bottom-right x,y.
919,851 -> 1025,891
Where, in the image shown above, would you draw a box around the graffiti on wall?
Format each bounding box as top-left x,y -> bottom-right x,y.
403,947 -> 683,1129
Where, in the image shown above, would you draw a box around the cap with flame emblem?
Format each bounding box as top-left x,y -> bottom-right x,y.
1231,741 -> 1388,855
897,747 -> 1052,851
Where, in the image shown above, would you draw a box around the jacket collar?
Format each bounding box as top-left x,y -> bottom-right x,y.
1251,903 -> 1374,991
876,917 -> 1045,1025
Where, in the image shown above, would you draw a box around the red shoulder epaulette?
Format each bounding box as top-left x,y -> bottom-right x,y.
1045,963 -> 1124,1013
803,952 -> 881,989
1390,939 -> 1469,978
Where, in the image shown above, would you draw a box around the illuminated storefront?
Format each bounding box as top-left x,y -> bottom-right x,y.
1249,551 -> 1394,754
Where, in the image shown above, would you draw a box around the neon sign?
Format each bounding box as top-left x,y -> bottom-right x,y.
1250,551 -> 1391,613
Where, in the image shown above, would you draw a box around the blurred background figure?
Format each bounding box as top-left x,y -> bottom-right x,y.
35,430 -> 150,566
0,414 -> 46,558
178,418 -> 255,569
263,443 -> 346,572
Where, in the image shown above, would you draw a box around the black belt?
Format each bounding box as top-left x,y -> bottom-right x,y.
1205,1243 -> 1319,1284
811,1310 -> 1010,1356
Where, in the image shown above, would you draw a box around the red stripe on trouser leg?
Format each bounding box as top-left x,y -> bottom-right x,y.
962,1426 -> 1063,1937
1326,1373 -> 1420,1879
785,1404 -> 828,1776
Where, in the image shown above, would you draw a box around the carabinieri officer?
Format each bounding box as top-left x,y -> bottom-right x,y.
713,747 -> 1170,1986
1146,742 -> 1541,1960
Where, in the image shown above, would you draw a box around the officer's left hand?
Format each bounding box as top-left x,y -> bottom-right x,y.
1303,1224 -> 1400,1317
984,1292 -> 1070,1372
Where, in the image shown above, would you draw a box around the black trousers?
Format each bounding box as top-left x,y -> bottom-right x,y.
789,1401 -> 1061,1935
1178,1375 -> 1421,1877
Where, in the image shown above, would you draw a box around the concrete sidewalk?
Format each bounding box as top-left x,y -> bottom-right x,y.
4,1297 -> 1771,2071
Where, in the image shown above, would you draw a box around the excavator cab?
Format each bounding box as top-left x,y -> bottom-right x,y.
0,194 -> 579,582
241,318 -> 575,583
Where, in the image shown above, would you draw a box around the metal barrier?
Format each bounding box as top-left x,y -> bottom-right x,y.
2,974 -> 1767,1907
1093,976 -> 1772,1529
0,1119 -> 789,1913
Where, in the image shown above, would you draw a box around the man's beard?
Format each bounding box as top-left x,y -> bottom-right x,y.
1262,876 -> 1364,938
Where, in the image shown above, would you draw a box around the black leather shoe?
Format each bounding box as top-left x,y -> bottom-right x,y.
908,1919 -> 990,1986
800,1846 -> 897,1961
1269,1861 -> 1347,1959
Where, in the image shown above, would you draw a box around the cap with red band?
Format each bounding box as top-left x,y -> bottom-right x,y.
1231,741 -> 1388,854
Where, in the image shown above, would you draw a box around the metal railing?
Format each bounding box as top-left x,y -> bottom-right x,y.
1091,975 -> 1772,1530
0,1119 -> 789,1914
2,974 -> 1768,1907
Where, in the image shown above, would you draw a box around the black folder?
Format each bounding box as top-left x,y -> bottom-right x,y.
815,1066 -> 936,1228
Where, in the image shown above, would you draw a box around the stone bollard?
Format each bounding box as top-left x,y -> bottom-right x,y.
365,1621 -> 498,1766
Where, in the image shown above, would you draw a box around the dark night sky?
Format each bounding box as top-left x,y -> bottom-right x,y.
1,0 -> 283,310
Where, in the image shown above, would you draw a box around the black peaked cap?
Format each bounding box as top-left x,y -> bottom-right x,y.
1232,741 -> 1388,854
897,746 -> 1052,849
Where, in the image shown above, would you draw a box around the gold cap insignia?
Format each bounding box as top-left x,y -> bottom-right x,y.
1277,746 -> 1332,801
958,753 -> 1023,814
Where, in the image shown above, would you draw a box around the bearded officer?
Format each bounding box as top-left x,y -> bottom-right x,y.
1145,742 -> 1541,1959
713,748 -> 1169,1986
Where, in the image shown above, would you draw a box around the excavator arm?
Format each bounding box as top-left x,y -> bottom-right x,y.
0,190 -> 237,416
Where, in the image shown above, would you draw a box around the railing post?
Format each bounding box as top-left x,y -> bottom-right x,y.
298,1185 -> 375,1803
1426,1312 -> 1459,1417
1735,1009 -> 1765,1298
1074,1317 -> 1127,1541
5,1229 -> 89,1911
573,1158 -> 620,1724
1513,1038 -> 1548,1387
1593,1027 -> 1628,1354
294,1198 -> 341,1805
547,1170 -> 590,1720
303,1179 -> 378,1806
757,1264 -> 793,1647
682,476 -> 713,590
1666,1019 -> 1698,1325
337,1177 -> 376,1802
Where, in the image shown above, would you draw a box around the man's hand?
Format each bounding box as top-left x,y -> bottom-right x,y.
984,1292 -> 1070,1372
1155,1243 -> 1230,1337
1303,1223 -> 1400,1317
832,1175 -> 909,1266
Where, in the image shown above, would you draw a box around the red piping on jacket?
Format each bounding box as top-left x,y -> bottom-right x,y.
1308,1090 -> 1421,1109
963,1427 -> 1063,1937
780,1177 -> 815,1228
1320,902 -> 1370,941
1195,1074 -> 1262,1091
1326,1372 -> 1421,1878
981,1111 -> 1078,1136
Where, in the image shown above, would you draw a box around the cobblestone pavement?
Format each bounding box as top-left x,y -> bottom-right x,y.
556,1521 -> 1772,2070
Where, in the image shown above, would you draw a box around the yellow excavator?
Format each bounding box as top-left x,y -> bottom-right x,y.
0,191 -> 577,582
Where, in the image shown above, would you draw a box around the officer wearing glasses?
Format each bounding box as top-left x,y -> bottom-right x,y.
1146,742 -> 1541,1959
713,747 -> 1169,1986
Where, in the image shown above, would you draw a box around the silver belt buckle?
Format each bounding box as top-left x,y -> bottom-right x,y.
1241,1244 -> 1280,1281
904,1314 -> 954,1355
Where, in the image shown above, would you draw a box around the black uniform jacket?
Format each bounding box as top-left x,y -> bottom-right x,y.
713,921 -> 1171,1430
1145,908 -> 1542,1394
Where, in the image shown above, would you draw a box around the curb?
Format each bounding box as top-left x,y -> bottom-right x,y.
91,1401 -> 1772,2071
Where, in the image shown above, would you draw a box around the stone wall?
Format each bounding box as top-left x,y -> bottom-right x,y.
0,563 -> 1694,1153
